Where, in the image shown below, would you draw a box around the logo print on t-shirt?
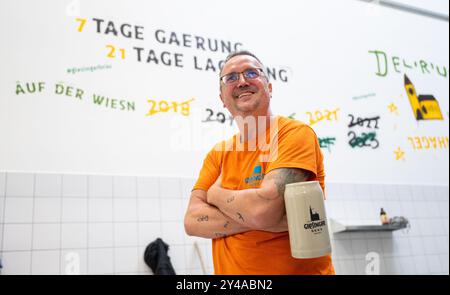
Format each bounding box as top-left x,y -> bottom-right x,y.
244,164 -> 265,187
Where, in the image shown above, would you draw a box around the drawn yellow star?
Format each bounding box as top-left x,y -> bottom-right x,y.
394,147 -> 405,161
388,103 -> 399,115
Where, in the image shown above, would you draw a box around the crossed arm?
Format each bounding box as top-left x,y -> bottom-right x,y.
184,167 -> 311,239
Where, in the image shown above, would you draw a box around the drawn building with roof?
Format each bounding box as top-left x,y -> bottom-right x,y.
404,74 -> 443,120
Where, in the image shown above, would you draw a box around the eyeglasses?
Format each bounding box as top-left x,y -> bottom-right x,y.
220,68 -> 264,85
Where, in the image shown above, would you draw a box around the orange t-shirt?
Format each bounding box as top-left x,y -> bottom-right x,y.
193,116 -> 335,275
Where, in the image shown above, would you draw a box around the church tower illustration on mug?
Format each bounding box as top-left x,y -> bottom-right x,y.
404,74 -> 443,120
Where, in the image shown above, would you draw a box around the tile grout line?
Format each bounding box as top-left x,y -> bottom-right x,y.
158,177 -> 162,241
156,177 -> 163,275
59,174 -> 64,275
408,185 -> 427,275
29,173 -> 36,274
86,175 -> 90,275
112,176 -> 116,275
135,176 -> 140,273
0,173 -> 8,274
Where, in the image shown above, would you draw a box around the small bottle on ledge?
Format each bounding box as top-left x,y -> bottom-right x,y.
380,208 -> 389,225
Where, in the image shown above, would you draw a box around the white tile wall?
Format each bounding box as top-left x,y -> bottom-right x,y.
88,175 -> 113,198
0,172 -> 448,275
35,174 -> 62,198
440,254 -> 449,273
0,197 -> 4,252
138,244 -> 153,274
339,259 -> 357,275
180,178 -> 196,197
330,182 -> 449,275
350,239 -> 368,259
87,248 -> 114,274
31,250 -> 60,275
114,247 -> 139,274
138,222 -> 162,247
2,251 -> 31,274
169,245 -> 187,274
61,249 -> 87,275
113,176 -> 136,198
61,223 -> 87,249
114,223 -> 138,247
396,237 -> 412,256
32,224 -> 60,250
426,255 -> 442,274
0,173 -> 6,197
161,221 -> 186,245
113,199 -> 137,222
159,178 -> 181,198
62,175 -> 87,198
88,199 -> 113,222
5,173 -> 34,197
62,198 -> 88,222
353,259 -> 367,275
4,197 -> 34,223
399,256 -> 416,275
3,224 -> 33,251
137,177 -> 159,198
88,223 -> 114,248
160,199 -> 183,222
34,198 -> 61,223
137,199 -> 161,222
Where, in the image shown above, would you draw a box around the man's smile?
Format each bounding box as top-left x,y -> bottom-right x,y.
233,86 -> 258,100
237,91 -> 254,99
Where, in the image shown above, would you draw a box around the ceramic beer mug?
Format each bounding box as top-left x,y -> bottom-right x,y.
284,181 -> 332,259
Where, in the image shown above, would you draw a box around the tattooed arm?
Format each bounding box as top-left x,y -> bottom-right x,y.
207,168 -> 311,230
184,189 -> 288,239
184,189 -> 251,239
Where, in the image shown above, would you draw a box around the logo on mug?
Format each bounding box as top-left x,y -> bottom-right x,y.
303,206 -> 326,234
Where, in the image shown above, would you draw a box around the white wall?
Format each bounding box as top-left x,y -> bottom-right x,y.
0,0 -> 448,185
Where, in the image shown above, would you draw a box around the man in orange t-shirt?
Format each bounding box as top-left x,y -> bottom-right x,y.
184,50 -> 334,275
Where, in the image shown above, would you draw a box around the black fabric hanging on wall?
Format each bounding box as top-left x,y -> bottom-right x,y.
143,238 -> 176,275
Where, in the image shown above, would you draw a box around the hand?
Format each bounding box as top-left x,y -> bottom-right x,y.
264,215 -> 288,233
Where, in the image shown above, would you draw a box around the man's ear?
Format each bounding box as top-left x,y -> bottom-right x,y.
268,83 -> 273,98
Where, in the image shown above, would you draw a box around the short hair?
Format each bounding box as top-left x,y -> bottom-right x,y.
222,50 -> 264,68
220,50 -> 268,86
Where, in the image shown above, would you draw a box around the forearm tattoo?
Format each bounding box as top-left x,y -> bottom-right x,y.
226,195 -> 235,203
263,168 -> 310,199
214,232 -> 227,238
197,215 -> 209,222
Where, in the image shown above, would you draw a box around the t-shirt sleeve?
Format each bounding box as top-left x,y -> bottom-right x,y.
192,147 -> 222,192
266,124 -> 323,179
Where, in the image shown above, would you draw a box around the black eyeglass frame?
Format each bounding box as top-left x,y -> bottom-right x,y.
219,68 -> 265,85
